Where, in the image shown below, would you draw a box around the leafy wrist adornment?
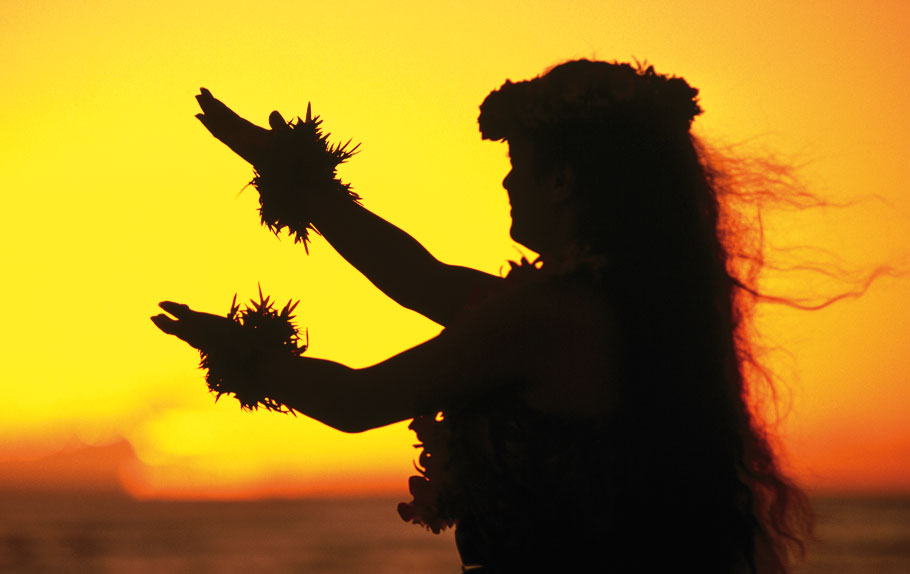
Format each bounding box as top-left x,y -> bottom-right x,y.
199,288 -> 307,413
252,104 -> 360,250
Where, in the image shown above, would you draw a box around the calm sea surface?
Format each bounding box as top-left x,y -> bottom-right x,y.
1,494 -> 907,573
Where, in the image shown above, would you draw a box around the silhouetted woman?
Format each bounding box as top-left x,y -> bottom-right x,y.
153,60 -> 811,573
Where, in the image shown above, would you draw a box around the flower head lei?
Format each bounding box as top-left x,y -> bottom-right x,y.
478,59 -> 701,142
199,287 -> 307,414
251,104 -> 360,251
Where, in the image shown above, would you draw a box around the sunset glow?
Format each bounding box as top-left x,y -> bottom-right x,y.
1,1 -> 908,498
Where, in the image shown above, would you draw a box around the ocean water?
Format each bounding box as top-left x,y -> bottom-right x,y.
1,494 -> 907,573
0,494 -> 457,573
795,496 -> 910,574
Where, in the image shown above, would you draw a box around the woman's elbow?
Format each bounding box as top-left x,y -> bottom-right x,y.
320,410 -> 400,434
333,419 -> 373,434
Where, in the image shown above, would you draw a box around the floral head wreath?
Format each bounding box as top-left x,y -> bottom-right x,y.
478,60 -> 701,141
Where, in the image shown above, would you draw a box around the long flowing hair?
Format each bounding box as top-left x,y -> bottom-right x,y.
480,60 -> 812,572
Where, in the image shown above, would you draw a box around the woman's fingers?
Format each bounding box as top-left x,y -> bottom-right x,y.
151,301 -> 197,341
159,300 -> 192,317
157,301 -> 228,327
195,87 -> 232,116
152,301 -> 232,350
194,88 -> 272,166
195,89 -> 246,134
150,313 -> 178,335
268,110 -> 290,131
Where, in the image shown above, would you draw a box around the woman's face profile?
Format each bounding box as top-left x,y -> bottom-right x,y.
504,139 -> 574,254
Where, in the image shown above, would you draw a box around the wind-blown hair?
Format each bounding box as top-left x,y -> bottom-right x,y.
479,60 -> 812,572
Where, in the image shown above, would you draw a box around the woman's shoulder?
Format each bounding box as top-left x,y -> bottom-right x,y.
484,262 -> 619,418
478,257 -> 611,311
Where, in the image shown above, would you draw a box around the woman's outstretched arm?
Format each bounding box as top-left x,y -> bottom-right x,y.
151,281 -> 611,432
152,287 -> 549,432
195,88 -> 501,327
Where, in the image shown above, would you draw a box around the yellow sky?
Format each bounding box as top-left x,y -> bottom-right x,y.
1,0 -> 908,497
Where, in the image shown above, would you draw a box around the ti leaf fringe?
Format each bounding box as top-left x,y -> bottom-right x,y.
252,103 -> 360,251
199,286 -> 307,413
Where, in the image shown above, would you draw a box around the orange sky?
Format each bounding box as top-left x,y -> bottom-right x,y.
1,1 -> 908,498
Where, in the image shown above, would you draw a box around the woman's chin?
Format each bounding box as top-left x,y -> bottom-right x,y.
509,227 -> 542,255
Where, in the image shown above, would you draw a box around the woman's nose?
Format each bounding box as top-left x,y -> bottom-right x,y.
502,170 -> 512,190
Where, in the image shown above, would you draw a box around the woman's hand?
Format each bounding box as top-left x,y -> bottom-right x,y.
195,88 -> 289,167
151,301 -> 241,352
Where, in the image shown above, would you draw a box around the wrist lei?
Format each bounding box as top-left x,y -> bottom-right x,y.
199,287 -> 307,413
251,104 -> 360,251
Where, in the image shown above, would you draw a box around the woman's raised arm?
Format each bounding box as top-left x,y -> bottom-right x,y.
307,194 -> 500,326
195,88 -> 500,326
